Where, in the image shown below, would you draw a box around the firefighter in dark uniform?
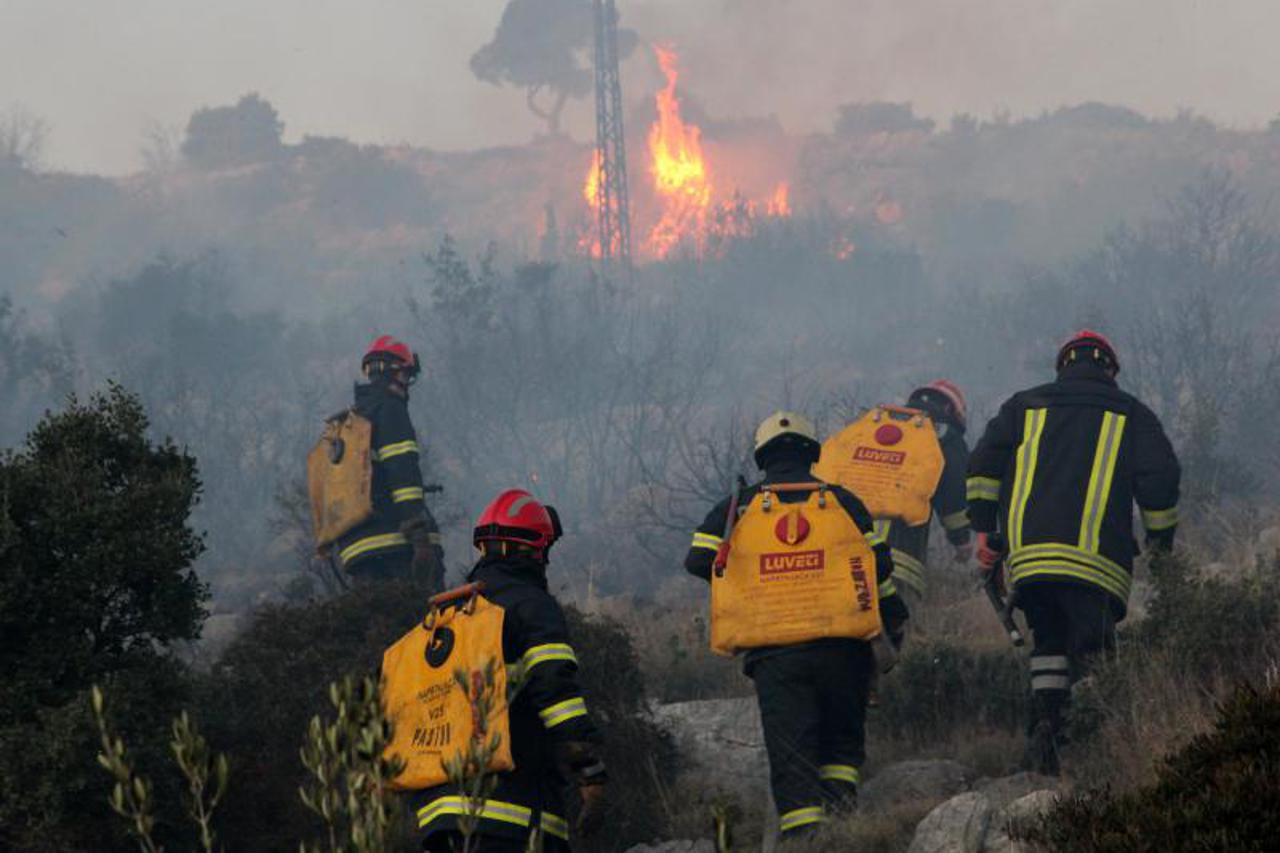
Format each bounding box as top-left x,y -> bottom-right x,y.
416,489 -> 606,852
335,335 -> 444,587
685,412 -> 908,839
968,330 -> 1180,774
873,380 -> 974,599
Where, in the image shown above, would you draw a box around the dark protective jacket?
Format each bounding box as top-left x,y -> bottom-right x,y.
876,422 -> 971,596
334,380 -> 440,570
967,363 -> 1181,618
684,453 -> 909,668
413,555 -> 602,848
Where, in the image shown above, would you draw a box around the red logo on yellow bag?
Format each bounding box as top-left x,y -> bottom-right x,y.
853,446 -> 906,466
774,510 -> 811,545
760,550 -> 825,576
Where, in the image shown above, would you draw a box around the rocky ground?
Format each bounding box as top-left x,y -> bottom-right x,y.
632,698 -> 1059,852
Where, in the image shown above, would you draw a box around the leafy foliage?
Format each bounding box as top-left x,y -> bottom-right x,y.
182,93 -> 283,169
564,606 -> 679,851
874,640 -> 1026,744
200,580 -> 430,848
0,385 -> 206,719
299,676 -> 405,853
0,387 -> 206,850
1027,682 -> 1280,852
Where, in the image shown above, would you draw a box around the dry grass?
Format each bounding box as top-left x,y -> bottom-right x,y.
780,800 -> 946,853
1064,649 -> 1232,792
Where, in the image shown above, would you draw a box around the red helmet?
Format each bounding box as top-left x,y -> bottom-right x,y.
1057,329 -> 1119,374
362,335 -> 420,379
909,379 -> 968,429
473,489 -> 562,557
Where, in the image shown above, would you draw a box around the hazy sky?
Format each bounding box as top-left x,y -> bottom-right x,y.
4,0 -> 1278,175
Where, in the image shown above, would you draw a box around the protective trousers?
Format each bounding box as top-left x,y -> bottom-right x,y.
749,641 -> 874,838
1018,582 -> 1116,772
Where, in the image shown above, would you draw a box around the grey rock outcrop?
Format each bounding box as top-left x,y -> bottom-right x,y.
907,791 -> 993,853
649,697 -> 768,802
981,789 -> 1059,853
624,841 -> 716,853
974,772 -> 1058,810
860,759 -> 977,813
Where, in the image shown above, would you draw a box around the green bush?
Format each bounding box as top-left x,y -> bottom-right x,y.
200,580 -> 430,848
1026,682 -> 1280,852
873,640 -> 1026,745
1134,552 -> 1280,681
0,386 -> 207,852
565,606 -> 680,852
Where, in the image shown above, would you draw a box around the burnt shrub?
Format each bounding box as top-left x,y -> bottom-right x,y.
1133,552 -> 1280,681
1025,681 -> 1280,852
873,640 -> 1026,744
566,606 -> 679,852
200,579 -> 430,848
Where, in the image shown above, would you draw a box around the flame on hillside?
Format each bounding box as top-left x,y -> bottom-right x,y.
645,44 -> 713,257
580,43 -> 792,262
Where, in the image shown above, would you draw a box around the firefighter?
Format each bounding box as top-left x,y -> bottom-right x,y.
968,330 -> 1180,774
685,412 -> 907,839
871,380 -> 973,600
335,335 -> 444,587
415,490 -> 607,852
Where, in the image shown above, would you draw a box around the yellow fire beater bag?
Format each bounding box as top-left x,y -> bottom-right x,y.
307,410 -> 374,548
382,584 -> 515,791
711,484 -> 881,656
813,405 -> 944,526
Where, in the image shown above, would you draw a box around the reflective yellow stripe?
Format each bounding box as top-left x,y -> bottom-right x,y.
426,531 -> 442,545
539,812 -> 569,840
941,509 -> 969,531
1008,409 -> 1047,550
966,476 -> 1001,502
779,805 -> 826,833
1010,562 -> 1130,602
375,440 -> 420,461
819,764 -> 860,784
1012,543 -> 1127,576
878,578 -> 898,598
391,486 -> 425,503
1078,411 -> 1127,552
1141,505 -> 1179,532
1009,543 -> 1132,601
538,697 -> 588,729
520,643 -> 577,673
866,519 -> 891,547
891,549 -> 926,596
691,531 -> 723,552
339,532 -> 409,564
416,796 -> 533,830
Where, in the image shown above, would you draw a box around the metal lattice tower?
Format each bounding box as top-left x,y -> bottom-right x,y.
592,0 -> 632,276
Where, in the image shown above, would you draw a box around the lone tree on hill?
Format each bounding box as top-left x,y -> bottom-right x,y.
470,0 -> 637,137
181,93 -> 283,169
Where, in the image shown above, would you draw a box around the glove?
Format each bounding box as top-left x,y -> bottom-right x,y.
576,783 -> 607,837
976,532 -> 1004,572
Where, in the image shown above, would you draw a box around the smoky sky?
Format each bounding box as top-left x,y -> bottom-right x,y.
5,0 -> 1279,175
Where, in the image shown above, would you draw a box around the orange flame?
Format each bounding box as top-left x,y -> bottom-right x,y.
767,182 -> 791,217
645,44 -> 712,257
580,150 -> 603,257
584,149 -> 602,208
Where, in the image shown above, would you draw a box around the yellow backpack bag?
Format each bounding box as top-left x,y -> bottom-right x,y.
813,405 -> 944,526
307,409 -> 375,549
382,583 -> 515,791
711,483 -> 881,656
